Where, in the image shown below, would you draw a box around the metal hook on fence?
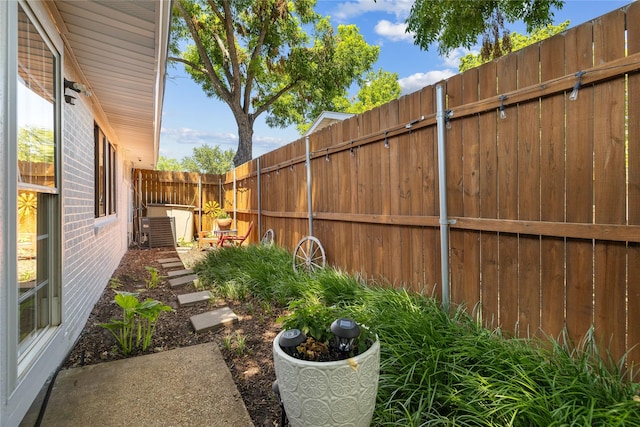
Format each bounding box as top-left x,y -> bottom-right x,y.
445,109 -> 454,129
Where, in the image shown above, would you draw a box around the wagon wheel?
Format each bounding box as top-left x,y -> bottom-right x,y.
293,236 -> 326,273
261,229 -> 274,246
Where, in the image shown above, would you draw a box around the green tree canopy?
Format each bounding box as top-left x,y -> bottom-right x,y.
156,145 -> 234,175
298,68 -> 401,134
181,144 -> 235,174
407,0 -> 564,55
156,156 -> 183,172
458,21 -> 570,72
171,0 -> 380,166
18,127 -> 54,162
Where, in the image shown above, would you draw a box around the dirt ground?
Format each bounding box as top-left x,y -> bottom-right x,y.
62,245 -> 285,427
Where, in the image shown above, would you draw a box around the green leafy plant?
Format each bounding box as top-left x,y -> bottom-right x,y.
98,292 -> 173,356
279,298 -> 339,345
145,266 -> 164,289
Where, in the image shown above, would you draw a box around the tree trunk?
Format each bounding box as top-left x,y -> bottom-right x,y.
233,114 -> 254,166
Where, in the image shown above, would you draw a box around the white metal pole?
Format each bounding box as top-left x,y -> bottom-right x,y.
436,83 -> 450,311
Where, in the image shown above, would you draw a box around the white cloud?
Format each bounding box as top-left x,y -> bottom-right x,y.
160,127 -> 295,159
442,47 -> 476,69
398,70 -> 456,95
374,20 -> 414,42
332,0 -> 413,22
161,127 -> 237,147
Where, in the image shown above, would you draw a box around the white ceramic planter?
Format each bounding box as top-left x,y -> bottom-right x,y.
273,330 -> 380,427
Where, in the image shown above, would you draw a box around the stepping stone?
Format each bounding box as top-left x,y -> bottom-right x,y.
168,274 -> 198,288
178,291 -> 213,307
162,262 -> 184,268
190,307 -> 238,333
167,268 -> 193,277
157,257 -> 181,263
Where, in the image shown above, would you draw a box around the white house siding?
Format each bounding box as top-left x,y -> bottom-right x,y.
1,2 -> 132,425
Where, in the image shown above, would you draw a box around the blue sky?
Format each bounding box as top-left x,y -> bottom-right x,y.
159,0 -> 632,161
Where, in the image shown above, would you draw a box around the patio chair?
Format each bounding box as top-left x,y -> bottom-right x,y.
198,222 -> 220,251
218,221 -> 253,247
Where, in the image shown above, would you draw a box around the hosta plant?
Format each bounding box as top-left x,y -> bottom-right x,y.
99,291 -> 173,356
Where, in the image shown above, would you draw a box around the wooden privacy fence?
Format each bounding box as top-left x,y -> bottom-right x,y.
137,3 -> 640,367
132,169 -> 227,241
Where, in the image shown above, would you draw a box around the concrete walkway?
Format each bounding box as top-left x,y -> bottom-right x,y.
24,249 -> 253,426
40,343 -> 254,426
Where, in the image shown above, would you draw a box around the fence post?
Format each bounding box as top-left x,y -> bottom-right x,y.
436,83 -> 451,311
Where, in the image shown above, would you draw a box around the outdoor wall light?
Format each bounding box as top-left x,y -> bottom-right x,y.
64,78 -> 91,104
499,95 -> 507,120
331,318 -> 360,352
279,328 -> 306,356
569,70 -> 585,101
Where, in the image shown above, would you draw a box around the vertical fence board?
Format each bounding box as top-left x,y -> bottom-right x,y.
564,21 -> 595,345
627,0 -> 640,370
459,68 -> 481,312
383,100 -> 401,282
393,96 -> 412,285
446,74 -> 465,305
408,91 -> 425,290
377,102 -> 391,283
347,117 -> 362,272
419,86 -> 440,293
496,53 -> 519,334
477,61 -> 499,327
360,109 -> 380,278
539,33 -> 567,339
592,10 -> 627,360
517,44 -> 542,337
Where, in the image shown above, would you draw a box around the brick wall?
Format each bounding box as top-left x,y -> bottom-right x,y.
60,76 -> 129,348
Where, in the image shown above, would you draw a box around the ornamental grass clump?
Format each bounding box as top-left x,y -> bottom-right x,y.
193,244 -> 640,425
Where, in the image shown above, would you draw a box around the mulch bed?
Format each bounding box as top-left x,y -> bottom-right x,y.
62,246 -> 285,427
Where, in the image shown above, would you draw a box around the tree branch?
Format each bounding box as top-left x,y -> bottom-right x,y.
243,10 -> 272,113
168,56 -> 206,72
209,0 -> 242,104
175,0 -> 231,103
253,78 -> 301,118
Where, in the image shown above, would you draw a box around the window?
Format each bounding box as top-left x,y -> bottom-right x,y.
94,124 -> 117,217
16,3 -> 61,361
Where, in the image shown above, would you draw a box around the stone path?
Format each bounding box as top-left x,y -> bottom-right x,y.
159,254 -> 238,334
